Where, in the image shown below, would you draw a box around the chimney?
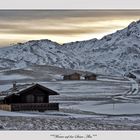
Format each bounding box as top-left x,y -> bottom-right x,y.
13,81 -> 17,91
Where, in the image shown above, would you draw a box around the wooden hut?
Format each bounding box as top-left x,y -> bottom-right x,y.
63,73 -> 81,80
85,74 -> 97,80
0,83 -> 59,112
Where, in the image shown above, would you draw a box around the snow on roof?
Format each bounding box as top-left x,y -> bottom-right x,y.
1,83 -> 59,99
1,83 -> 34,95
84,73 -> 97,77
63,72 -> 81,76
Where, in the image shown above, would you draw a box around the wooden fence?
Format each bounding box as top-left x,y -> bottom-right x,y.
0,104 -> 11,111
0,103 -> 59,111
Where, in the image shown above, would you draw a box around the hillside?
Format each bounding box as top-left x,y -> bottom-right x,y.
1,20 -> 140,75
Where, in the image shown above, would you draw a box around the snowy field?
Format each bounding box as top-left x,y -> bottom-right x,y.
0,73 -> 32,80
1,116 -> 140,130
1,76 -> 140,130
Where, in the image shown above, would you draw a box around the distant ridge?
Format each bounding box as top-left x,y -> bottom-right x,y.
0,20 -> 140,75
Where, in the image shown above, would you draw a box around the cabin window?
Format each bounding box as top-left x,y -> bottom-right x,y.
36,96 -> 44,103
26,94 -> 35,103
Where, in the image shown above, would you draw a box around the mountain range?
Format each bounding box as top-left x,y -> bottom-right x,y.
1,20 -> 140,75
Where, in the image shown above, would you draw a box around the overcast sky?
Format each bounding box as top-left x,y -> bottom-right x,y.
0,10 -> 140,47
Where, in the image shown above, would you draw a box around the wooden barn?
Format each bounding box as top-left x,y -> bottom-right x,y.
84,74 -> 97,80
0,83 -> 59,112
63,73 -> 81,80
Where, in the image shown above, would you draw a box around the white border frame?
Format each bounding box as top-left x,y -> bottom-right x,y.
1,131 -> 140,140
0,0 -> 140,9
0,0 -> 140,140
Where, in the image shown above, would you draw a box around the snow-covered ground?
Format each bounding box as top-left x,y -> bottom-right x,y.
0,77 -> 137,116
1,115 -> 140,130
0,76 -> 140,130
0,84 -> 12,91
0,73 -> 33,80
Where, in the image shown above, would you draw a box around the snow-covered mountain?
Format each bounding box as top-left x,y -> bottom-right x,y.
1,20 -> 140,75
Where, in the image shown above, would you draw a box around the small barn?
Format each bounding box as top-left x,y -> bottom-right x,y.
84,74 -> 97,80
63,73 -> 81,80
0,83 -> 59,112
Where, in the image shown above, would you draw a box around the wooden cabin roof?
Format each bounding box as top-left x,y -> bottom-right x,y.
64,72 -> 81,76
84,73 -> 97,77
3,83 -> 59,99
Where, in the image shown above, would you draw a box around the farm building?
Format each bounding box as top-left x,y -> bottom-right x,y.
0,83 -> 59,112
63,73 -> 81,80
84,74 -> 97,80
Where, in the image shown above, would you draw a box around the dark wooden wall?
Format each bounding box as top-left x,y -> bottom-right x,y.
4,87 -> 49,104
63,74 -> 80,80
85,75 -> 96,80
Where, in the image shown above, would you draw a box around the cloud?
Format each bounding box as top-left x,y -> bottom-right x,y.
0,10 -> 140,20
0,10 -> 139,46
0,23 -> 119,35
